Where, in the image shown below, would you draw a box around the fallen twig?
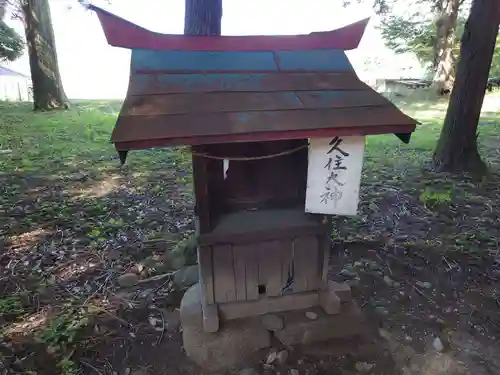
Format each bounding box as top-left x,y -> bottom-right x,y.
80,359 -> 104,375
156,309 -> 166,347
83,271 -> 114,305
407,281 -> 438,306
137,272 -> 173,284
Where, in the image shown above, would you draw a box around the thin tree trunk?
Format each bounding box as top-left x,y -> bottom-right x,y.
432,0 -> 500,175
0,1 -> 6,20
184,0 -> 222,36
432,0 -> 460,95
21,0 -> 69,111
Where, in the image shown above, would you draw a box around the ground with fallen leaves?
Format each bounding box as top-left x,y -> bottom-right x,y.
0,93 -> 500,375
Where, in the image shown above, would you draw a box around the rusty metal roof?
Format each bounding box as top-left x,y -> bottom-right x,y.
113,67 -> 417,150
89,5 -> 418,153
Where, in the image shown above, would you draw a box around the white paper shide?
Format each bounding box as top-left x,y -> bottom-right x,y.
305,136 -> 365,216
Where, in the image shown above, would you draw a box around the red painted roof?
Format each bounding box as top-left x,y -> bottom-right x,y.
88,4 -> 370,51
87,4 -> 417,156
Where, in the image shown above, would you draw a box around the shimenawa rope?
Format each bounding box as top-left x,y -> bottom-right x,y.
191,144 -> 309,161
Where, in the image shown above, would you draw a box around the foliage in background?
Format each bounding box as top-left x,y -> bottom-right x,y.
380,15 -> 465,72
380,14 -> 500,78
0,19 -> 23,61
490,35 -> 500,77
0,0 -> 24,62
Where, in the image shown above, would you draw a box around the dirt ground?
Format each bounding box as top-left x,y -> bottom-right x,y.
1,101 -> 500,375
2,167 -> 500,375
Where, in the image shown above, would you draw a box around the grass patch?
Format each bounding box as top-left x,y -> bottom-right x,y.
0,94 -> 499,374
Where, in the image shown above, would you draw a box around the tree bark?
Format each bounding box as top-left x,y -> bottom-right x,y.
21,0 -> 69,111
432,0 -> 460,95
0,1 -> 6,20
432,0 -> 500,175
184,0 -> 222,36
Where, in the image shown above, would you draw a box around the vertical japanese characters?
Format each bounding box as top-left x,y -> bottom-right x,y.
320,136 -> 350,205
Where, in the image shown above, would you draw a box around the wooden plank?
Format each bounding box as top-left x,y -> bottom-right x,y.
292,237 -> 308,293
132,50 -> 278,72
191,146 -> 211,233
130,49 -> 352,73
320,234 -> 331,291
307,237 -> 320,291
213,244 -> 236,303
197,246 -> 214,305
273,50 -> 352,71
257,245 -> 268,286
128,72 -> 367,95
261,241 -> 283,297
115,124 -> 416,150
232,245 -> 247,301
281,240 -> 293,291
122,90 -> 387,116
199,224 -> 324,247
293,236 -> 319,293
243,244 -> 259,300
112,106 -> 418,143
219,291 -> 319,320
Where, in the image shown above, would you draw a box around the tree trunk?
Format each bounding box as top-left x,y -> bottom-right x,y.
0,1 -> 6,20
432,0 -> 460,95
21,0 -> 69,111
432,0 -> 500,175
184,0 -> 222,36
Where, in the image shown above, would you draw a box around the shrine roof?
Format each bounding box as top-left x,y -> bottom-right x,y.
89,5 -> 418,155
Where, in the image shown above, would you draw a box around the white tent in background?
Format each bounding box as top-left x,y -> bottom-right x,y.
0,66 -> 32,102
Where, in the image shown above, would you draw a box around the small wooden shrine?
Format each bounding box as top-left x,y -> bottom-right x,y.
90,3 -> 418,363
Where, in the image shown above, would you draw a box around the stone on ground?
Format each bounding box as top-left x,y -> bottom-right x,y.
117,273 -> 139,287
262,314 -> 284,331
180,285 -> 271,371
275,303 -> 363,346
173,265 -> 199,288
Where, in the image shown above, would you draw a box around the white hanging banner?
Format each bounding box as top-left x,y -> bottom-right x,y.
305,136 -> 365,216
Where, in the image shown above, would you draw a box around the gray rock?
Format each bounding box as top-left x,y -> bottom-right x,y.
416,281 -> 432,289
433,337 -> 444,352
305,311 -> 318,320
266,351 -> 278,364
181,285 -> 271,371
117,273 -> 139,287
375,306 -> 389,316
277,350 -> 289,364
289,369 -> 299,375
167,250 -> 186,270
340,268 -> 358,279
262,314 -> 284,331
383,276 -> 394,286
239,368 -> 259,375
174,265 -> 199,288
183,235 -> 198,266
355,362 -> 375,372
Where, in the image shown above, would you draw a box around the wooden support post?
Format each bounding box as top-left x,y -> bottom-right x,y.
320,232 -> 331,291
197,246 -> 219,332
319,280 -> 341,315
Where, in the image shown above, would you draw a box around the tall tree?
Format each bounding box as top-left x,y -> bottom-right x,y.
431,0 -> 461,93
184,0 -> 222,36
0,0 -> 23,62
432,0 -> 500,174
20,0 -> 69,110
347,0 -> 463,93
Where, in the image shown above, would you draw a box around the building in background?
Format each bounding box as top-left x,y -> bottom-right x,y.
0,66 -> 32,102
